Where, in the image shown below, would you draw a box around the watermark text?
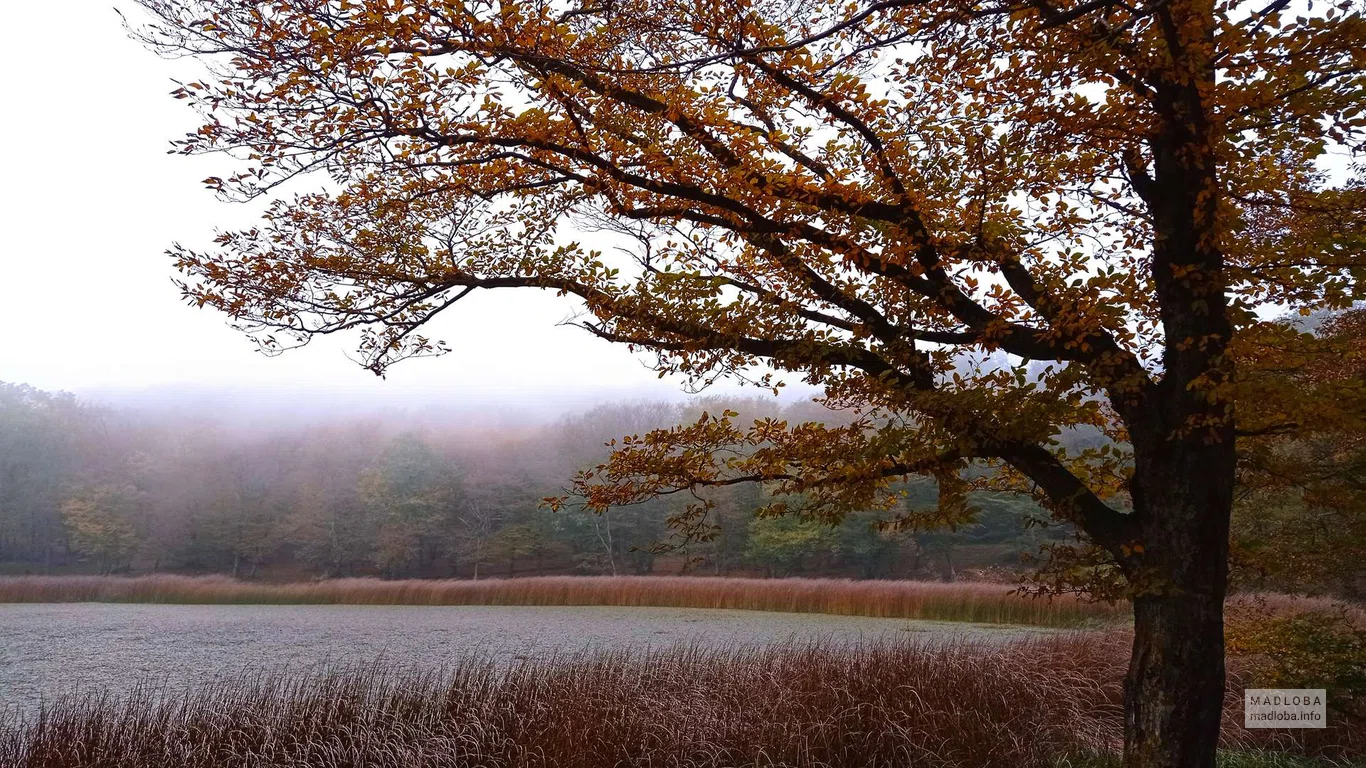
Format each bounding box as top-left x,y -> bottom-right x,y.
1245,689 -> 1326,729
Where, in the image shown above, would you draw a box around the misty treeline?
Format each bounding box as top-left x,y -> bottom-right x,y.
1,380 -> 1359,595
0,384 -> 1077,581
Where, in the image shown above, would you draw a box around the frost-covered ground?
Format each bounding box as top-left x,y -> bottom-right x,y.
0,603 -> 1049,716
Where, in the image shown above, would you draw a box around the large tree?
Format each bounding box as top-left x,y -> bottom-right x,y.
132,0 -> 1364,765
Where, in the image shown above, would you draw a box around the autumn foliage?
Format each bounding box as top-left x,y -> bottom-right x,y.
127,0 -> 1365,764
1231,309 -> 1366,595
128,0 -> 1365,573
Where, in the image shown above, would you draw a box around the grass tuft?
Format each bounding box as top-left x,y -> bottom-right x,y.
3,634 -> 1360,768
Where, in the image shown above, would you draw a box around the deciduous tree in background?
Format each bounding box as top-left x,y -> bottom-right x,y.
357,434 -> 461,575
61,484 -> 147,575
1232,309 -> 1366,596
285,422 -> 390,576
746,514 -> 840,576
0,384 -> 103,569
132,0 -> 1364,764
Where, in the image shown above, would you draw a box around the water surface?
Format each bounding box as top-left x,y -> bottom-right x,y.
0,603 -> 1045,716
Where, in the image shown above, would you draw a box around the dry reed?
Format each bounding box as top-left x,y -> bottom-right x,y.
2,634 -> 1359,768
1227,592 -> 1366,626
0,574 -> 1125,627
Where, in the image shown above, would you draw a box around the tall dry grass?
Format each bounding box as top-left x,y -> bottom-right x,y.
3,634 -> 1359,768
1227,592 -> 1366,626
0,574 -> 1124,627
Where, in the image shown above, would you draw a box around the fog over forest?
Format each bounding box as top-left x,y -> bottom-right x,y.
86,381 -> 713,431
5,311 -> 1359,598
0,381 -> 1076,582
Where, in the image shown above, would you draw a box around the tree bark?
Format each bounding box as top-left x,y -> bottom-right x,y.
1125,590 -> 1227,768
1122,447 -> 1233,768
1115,19 -> 1231,754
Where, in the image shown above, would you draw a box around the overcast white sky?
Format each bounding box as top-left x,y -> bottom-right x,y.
0,3 -> 772,415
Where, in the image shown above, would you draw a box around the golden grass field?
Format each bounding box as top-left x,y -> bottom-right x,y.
0,574 -> 1127,627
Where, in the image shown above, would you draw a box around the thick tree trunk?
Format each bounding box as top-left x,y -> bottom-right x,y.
1113,5 -> 1229,759
1125,590 -> 1226,768
1123,452 -> 1233,768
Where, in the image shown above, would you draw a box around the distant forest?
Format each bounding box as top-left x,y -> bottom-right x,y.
2,380 -> 1359,596
0,382 -> 1089,582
